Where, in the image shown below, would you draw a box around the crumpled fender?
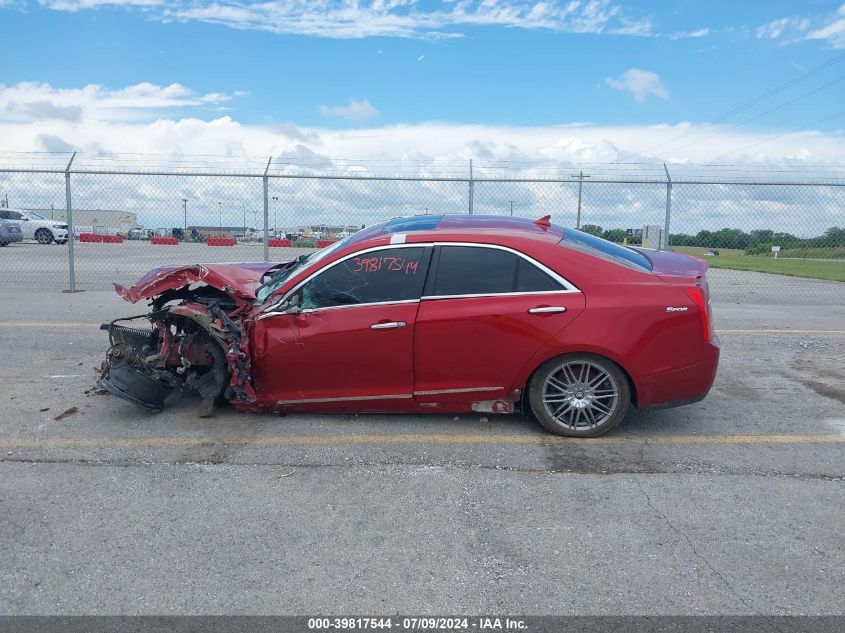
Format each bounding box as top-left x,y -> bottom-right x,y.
115,262 -> 279,303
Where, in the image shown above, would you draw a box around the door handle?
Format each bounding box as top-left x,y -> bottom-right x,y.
370,321 -> 407,330
528,306 -> 567,314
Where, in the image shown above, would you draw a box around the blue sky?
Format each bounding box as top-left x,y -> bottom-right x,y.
0,1 -> 844,168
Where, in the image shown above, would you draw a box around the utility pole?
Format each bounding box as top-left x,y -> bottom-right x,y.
271,196 -> 279,237
508,200 -> 514,216
181,198 -> 188,235
217,201 -> 222,232
468,159 -> 474,215
573,171 -> 591,229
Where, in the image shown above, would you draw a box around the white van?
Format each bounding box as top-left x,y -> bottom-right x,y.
0,208 -> 69,244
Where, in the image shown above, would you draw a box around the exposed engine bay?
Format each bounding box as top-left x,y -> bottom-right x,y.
99,283 -> 259,414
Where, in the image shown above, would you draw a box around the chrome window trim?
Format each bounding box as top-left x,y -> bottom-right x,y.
263,242 -> 430,314
428,241 -> 581,296
257,298 -> 419,320
421,290 -> 577,301
263,240 -> 581,314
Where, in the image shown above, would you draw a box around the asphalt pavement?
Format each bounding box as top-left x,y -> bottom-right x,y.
0,281 -> 843,615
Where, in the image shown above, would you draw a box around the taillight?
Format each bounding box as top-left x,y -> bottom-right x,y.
684,280 -> 714,342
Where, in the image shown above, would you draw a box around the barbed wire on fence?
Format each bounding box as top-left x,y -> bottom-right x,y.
0,156 -> 843,297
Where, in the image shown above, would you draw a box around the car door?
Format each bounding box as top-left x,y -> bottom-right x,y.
250,245 -> 431,408
413,244 -> 585,404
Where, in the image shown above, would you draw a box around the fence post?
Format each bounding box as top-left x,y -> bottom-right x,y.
663,163 -> 672,251
263,157 -> 271,262
63,151 -> 81,293
468,159 -> 474,214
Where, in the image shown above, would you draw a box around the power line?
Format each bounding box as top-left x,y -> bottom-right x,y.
654,73 -> 845,157
640,51 -> 845,157
713,109 -> 845,160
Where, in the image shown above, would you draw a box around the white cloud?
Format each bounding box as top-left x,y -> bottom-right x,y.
2,87 -> 843,235
0,82 -> 841,168
756,4 -> 845,49
39,0 -> 165,10
0,81 -> 243,123
29,0 -> 654,40
605,68 -> 668,102
319,99 -> 380,121
669,27 -> 709,40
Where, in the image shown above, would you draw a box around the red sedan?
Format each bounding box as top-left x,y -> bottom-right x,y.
99,214 -> 719,437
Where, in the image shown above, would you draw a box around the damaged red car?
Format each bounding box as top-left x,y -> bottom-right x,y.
99,214 -> 719,437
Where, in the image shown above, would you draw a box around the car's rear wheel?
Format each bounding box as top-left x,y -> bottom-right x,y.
35,228 -> 54,244
528,353 -> 630,437
0,241 -> 8,247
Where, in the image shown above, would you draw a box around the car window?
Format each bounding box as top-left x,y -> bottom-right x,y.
299,247 -> 428,310
432,246 -> 517,296
430,246 -> 564,296
0,211 -> 22,220
561,229 -> 653,271
515,258 -> 563,292
28,211 -> 46,220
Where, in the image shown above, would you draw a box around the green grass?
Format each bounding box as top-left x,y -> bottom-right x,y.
707,255 -> 845,282
775,247 -> 845,259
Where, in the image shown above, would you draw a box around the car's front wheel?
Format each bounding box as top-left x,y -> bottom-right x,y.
528,353 -> 630,437
35,228 -> 54,244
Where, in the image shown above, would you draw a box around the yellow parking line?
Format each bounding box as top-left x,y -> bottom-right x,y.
0,433 -> 841,450
0,322 -> 98,328
717,328 -> 845,334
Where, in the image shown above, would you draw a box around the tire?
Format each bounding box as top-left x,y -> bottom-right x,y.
528,353 -> 630,437
0,242 -> 7,247
56,240 -> 68,245
35,228 -> 54,244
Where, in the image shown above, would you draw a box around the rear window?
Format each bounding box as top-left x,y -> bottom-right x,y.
561,229 -> 653,271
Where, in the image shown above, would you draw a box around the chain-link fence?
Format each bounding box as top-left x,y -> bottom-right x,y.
1,158 -> 844,303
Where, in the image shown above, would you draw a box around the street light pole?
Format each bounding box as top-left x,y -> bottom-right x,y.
217,201 -> 222,233
181,198 -> 188,235
271,195 -> 279,238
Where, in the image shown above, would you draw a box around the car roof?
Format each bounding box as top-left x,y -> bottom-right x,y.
347,214 -> 565,247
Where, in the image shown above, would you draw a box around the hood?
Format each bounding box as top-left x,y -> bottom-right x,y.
115,262 -> 281,303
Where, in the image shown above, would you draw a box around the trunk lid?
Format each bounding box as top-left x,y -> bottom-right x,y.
632,247 -> 708,280
115,262 -> 281,303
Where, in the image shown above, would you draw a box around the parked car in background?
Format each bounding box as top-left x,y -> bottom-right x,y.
0,218 -> 24,246
0,208 -> 69,244
127,228 -> 149,240
99,214 -> 719,438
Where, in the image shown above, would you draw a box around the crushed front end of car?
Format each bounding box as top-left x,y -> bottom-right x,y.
98,263 -> 279,414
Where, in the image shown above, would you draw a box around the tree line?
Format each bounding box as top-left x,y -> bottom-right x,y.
578,224 -> 845,253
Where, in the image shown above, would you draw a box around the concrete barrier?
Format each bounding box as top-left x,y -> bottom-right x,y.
101,234 -> 124,244
208,237 -> 236,246
151,236 -> 179,245
268,238 -> 292,247
316,239 -> 337,248
79,233 -> 102,243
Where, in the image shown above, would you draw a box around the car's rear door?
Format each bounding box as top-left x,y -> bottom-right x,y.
413,244 -> 585,405
251,245 -> 431,407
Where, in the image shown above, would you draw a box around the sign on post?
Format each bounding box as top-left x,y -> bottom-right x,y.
772,245 -> 781,259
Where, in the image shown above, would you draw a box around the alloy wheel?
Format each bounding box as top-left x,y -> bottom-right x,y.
541,360 -> 620,431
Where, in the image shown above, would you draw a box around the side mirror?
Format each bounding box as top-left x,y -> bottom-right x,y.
282,293 -> 302,314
